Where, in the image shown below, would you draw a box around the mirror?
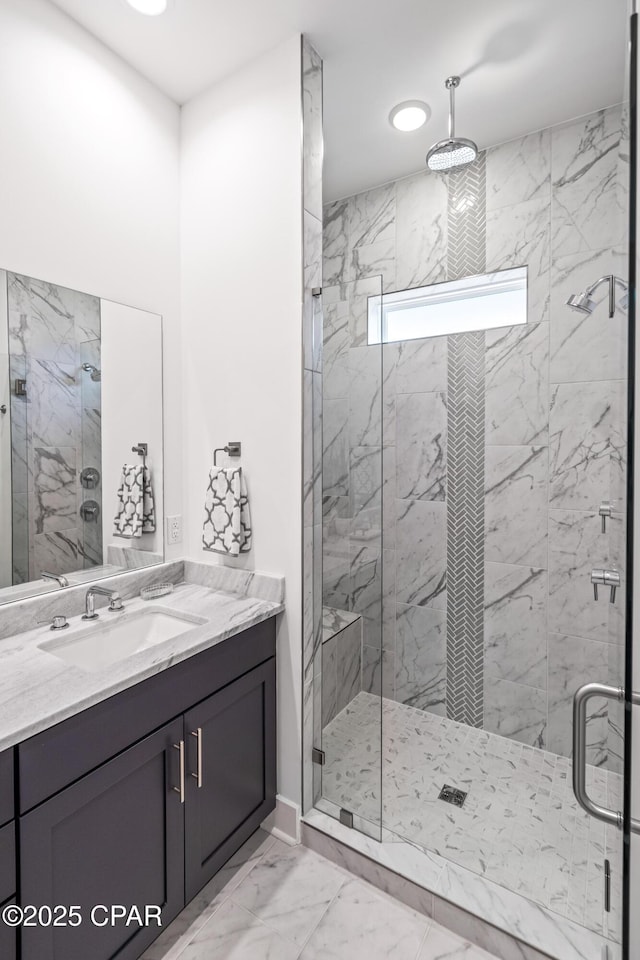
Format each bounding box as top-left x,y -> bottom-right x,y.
0,270 -> 164,604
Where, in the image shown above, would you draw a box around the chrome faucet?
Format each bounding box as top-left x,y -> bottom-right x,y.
41,571 -> 69,588
82,586 -> 125,621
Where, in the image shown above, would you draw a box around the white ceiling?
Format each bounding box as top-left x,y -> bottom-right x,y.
50,0 -> 628,201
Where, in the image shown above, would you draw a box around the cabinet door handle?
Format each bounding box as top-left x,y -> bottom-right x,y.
172,741 -> 185,803
191,728 -> 203,788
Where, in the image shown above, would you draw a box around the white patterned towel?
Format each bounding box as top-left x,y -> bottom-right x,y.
202,467 -> 252,556
113,464 -> 156,538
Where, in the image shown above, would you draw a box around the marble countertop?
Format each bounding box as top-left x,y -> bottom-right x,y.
0,582 -> 283,753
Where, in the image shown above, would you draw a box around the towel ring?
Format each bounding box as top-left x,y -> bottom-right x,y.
213,442 -> 242,467
132,443 -> 148,469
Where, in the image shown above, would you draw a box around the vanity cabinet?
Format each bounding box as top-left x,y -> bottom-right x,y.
184,659 -> 276,901
0,898 -> 17,960
20,720 -> 184,960
16,616 -> 276,960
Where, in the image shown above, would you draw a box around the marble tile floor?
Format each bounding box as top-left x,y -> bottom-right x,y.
141,828 -> 500,960
320,692 -> 622,942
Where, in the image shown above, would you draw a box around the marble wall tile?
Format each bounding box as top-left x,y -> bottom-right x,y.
9,362 -> 28,494
11,493 -> 29,584
350,544 -> 381,633
550,247 -> 626,385
485,445 -> 547,567
549,380 -> 624,511
382,445 -> 396,549
485,197 -> 551,326
346,276 -> 384,348
349,182 -> 395,250
8,273 -> 76,364
548,509 -> 609,643
362,643 -> 392,698
607,641 -> 624,775
350,445 -> 382,517
303,677 -> 315,813
396,392 -> 447,501
322,496 -> 351,610
348,346 -> 382,447
28,358 -> 79,448
304,211 -> 323,373
352,239 -> 396,291
322,633 -> 338,727
72,288 -> 101,344
547,633 -> 609,764
31,446 -> 77,534
335,619 -> 362,712
302,40 -> 323,220
395,602 -> 447,715
484,676 -> 546,748
393,335 -> 448,394
323,298 -> 350,399
79,521 -> 103,568
395,171 -> 448,291
486,129 -> 551,211
33,529 -> 78,580
396,499 -> 447,609
323,199 -> 351,286
551,107 -> 625,259
485,321 -> 549,445
484,562 -> 547,689
322,398 -> 348,496
304,369 -> 314,529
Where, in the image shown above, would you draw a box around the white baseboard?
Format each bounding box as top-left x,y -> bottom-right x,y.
261,795 -> 300,845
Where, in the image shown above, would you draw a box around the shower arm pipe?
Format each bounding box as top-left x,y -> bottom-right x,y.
446,76 -> 458,140
586,275 -> 628,318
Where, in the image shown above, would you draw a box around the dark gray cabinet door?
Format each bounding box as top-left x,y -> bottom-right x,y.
20,718 -> 185,960
0,898 -> 17,960
184,659 -> 276,901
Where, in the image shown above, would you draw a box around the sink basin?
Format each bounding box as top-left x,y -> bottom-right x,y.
38,607 -> 207,672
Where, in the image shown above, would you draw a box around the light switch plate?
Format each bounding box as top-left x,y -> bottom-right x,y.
166,515 -> 182,545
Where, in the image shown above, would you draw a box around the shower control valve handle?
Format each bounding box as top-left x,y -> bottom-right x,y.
590,568 -> 620,604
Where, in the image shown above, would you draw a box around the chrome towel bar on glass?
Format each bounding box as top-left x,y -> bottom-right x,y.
573,682 -> 640,833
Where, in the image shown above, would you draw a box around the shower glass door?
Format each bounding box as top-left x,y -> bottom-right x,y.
375,86 -> 631,958
317,274 -> 384,841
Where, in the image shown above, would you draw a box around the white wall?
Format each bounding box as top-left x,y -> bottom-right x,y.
0,0 -> 182,559
100,300 -> 163,555
0,271 -> 10,587
180,37 -> 303,805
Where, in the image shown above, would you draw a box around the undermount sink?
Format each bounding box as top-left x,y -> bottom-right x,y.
38,606 -> 207,672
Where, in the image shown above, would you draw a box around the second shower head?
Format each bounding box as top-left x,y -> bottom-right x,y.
567,275 -> 628,319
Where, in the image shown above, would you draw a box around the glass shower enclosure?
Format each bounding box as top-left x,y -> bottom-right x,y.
305,18 -> 635,954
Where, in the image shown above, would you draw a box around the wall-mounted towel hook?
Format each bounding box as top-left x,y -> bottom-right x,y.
132,443 -> 148,468
213,442 -> 242,467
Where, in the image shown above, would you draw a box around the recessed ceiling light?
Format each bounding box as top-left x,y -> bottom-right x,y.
125,0 -> 168,15
389,100 -> 430,132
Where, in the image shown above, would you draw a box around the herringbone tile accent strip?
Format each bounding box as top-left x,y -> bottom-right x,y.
447,154 -> 487,282
445,152 -> 486,727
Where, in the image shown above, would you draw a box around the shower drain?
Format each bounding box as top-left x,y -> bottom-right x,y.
438,784 -> 467,807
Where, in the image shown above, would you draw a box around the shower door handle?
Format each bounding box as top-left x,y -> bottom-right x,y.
573,682 -> 640,833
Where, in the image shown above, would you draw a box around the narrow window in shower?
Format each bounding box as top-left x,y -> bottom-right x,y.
367,265 -> 527,345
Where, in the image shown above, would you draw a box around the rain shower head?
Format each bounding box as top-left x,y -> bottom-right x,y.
426,76 -> 478,173
567,275 -> 628,319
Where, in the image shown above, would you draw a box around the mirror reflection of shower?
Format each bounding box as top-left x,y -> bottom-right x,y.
81,362 -> 101,382
567,274 -> 628,318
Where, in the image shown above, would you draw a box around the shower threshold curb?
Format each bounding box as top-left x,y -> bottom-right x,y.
301,808 -> 617,960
